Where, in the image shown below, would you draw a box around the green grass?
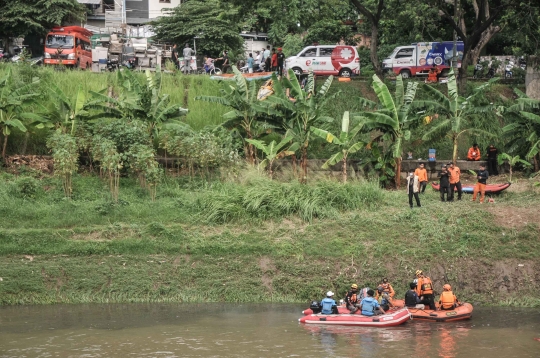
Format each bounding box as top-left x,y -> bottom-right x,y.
0,171 -> 539,306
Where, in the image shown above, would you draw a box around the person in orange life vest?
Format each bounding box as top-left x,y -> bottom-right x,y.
472,163 -> 489,203
377,278 -> 395,298
415,270 -> 436,310
467,143 -> 481,161
447,162 -> 462,201
426,64 -> 440,83
345,283 -> 361,313
438,284 -> 460,310
414,163 -> 428,194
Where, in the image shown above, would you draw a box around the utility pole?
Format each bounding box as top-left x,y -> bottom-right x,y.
452,0 -> 459,78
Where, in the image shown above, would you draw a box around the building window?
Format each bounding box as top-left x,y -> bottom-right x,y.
159,0 -> 171,3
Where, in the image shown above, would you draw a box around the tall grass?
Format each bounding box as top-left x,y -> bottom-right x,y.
194,176 -> 385,223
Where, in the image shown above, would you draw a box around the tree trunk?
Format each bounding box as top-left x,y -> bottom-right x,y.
394,156 -> 401,189
342,154 -> 347,183
469,25 -> 501,66
452,136 -> 459,164
370,23 -> 381,75
458,50 -> 471,94
2,134 -> 8,160
300,146 -> 308,184
268,160 -> 274,179
509,166 -> 513,183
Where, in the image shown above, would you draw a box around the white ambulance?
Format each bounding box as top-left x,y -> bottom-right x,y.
285,45 -> 360,77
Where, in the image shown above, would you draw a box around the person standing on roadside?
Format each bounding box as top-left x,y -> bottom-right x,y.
254,51 -> 261,71
486,144 -> 499,176
472,164 -> 489,203
447,162 -> 462,201
247,53 -> 254,73
217,50 -> 230,74
438,164 -> 450,202
414,163 -> 428,194
271,48 -> 278,71
182,43 -> 194,74
172,44 -> 179,69
406,171 -> 421,208
263,45 -> 271,72
277,48 -> 285,76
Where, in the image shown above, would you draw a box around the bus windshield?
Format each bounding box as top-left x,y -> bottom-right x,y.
46,35 -> 74,49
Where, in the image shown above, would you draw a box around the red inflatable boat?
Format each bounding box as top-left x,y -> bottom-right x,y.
302,300 -> 405,315
408,302 -> 474,322
431,182 -> 511,194
299,307 -> 411,327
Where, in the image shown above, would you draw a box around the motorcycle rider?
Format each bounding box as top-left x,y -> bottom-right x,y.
505,59 -> 514,78
473,60 -> 483,78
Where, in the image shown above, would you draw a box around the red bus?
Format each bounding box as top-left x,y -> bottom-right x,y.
43,26 -> 93,69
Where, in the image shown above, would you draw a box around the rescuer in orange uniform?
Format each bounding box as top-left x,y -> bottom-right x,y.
467,143 -> 481,161
447,162 -> 462,201
377,278 -> 395,298
438,284 -> 461,310
414,163 -> 428,194
345,283 -> 361,313
415,270 -> 436,310
472,164 -> 489,203
426,64 -> 440,83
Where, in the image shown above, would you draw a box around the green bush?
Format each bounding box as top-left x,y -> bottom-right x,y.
9,176 -> 42,199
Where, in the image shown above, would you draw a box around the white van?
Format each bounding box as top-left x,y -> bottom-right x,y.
285,45 -> 360,77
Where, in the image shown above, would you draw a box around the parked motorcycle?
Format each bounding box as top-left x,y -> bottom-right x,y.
486,66 -> 496,79
519,57 -> 527,71
107,58 -> 119,72
473,63 -> 483,78
505,60 -> 514,79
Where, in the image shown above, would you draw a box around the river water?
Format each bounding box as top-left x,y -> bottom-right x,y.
1,303 -> 539,357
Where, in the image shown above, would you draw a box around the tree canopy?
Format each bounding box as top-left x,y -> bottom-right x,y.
151,0 -> 244,57
0,0 -> 84,42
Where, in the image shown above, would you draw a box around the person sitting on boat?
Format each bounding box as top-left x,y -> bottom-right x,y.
415,270 -> 436,310
379,278 -> 395,298
376,286 -> 391,311
438,284 -> 461,310
345,283 -> 361,314
360,289 -> 386,316
320,291 -> 338,315
405,282 -> 425,309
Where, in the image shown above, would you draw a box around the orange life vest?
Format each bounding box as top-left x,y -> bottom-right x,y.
380,283 -> 395,297
418,277 -> 433,295
439,291 -> 457,309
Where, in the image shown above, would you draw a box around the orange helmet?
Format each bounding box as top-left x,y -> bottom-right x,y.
415,270 -> 423,276
443,284 -> 451,291
351,284 -> 358,289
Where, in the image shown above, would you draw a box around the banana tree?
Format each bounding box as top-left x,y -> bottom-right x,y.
501,92 -> 540,172
196,66 -> 269,165
0,68 -> 40,160
246,135 -> 299,178
311,111 -> 365,183
39,84 -> 90,135
419,70 -> 498,165
89,65 -> 187,139
355,74 -> 420,188
263,70 -> 337,183
497,153 -> 532,182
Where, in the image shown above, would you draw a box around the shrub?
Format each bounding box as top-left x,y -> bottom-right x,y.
9,176 -> 42,199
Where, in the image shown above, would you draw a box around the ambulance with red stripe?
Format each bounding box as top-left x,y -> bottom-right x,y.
285,45 -> 360,78
382,41 -> 464,79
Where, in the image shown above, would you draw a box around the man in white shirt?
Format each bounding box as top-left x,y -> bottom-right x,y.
182,43 -> 194,74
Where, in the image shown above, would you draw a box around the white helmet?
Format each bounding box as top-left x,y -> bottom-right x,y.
326,291 -> 334,297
